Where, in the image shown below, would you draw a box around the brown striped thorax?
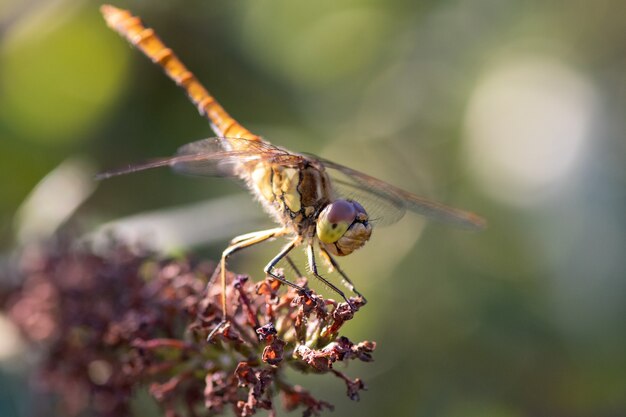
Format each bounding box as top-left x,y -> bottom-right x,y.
241,156 -> 373,256
97,5 -> 485,320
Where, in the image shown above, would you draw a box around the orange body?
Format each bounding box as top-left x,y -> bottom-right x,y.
101,5 -> 259,147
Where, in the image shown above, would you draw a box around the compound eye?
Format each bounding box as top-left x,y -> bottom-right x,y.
352,200 -> 367,218
316,200 -> 357,243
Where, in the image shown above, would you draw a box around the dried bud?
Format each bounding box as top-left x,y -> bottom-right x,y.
256,323 -> 277,341
1,238 -> 376,416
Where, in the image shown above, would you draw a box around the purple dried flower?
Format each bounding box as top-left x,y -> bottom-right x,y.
1,239 -> 376,416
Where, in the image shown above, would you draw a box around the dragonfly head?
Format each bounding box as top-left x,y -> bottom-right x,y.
316,199 -> 372,256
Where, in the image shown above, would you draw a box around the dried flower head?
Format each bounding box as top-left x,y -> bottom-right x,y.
2,239 -> 375,416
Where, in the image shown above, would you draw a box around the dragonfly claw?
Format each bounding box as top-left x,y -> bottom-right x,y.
345,295 -> 368,313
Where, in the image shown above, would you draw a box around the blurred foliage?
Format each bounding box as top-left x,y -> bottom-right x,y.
1,0 -> 625,416
0,7 -> 128,144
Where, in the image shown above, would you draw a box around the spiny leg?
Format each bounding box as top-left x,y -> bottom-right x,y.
229,227 -> 286,245
285,255 -> 304,278
263,238 -> 309,293
306,244 -> 355,310
208,227 -> 288,340
244,232 -> 303,280
319,246 -> 367,303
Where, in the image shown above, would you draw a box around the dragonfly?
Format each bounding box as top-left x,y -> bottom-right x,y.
99,5 -> 486,332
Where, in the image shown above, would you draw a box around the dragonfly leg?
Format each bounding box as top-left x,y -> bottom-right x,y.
307,244 -> 355,310
208,227 -> 289,340
263,238 -> 309,293
285,255 -> 304,278
229,227 -> 286,245
319,246 -> 367,304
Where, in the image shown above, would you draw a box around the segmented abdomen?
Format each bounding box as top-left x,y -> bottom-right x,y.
100,5 -> 259,147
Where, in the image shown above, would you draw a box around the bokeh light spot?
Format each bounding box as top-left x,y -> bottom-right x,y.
0,314 -> 25,362
463,56 -> 596,207
0,7 -> 129,144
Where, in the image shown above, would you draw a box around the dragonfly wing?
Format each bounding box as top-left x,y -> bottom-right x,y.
379,181 -> 486,230
176,137 -> 227,155
320,158 -> 486,230
97,137 -> 302,180
96,149 -> 256,180
172,137 -> 303,176
172,138 -> 242,177
95,157 -> 181,180
329,175 -> 407,226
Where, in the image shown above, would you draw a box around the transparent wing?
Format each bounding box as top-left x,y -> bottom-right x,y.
96,137 -> 301,180
318,157 -> 486,230
173,138 -> 257,178
329,174 -> 407,226
97,136 -> 485,230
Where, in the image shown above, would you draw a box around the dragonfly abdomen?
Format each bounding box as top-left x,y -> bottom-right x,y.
101,5 -> 259,143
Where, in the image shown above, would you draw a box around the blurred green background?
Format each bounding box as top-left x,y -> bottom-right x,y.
1,0 -> 625,416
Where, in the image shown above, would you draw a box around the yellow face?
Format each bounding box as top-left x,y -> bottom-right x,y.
316,200 -> 372,256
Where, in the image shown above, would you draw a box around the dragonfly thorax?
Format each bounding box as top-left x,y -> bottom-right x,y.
244,158 -> 330,228
316,199 -> 372,256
